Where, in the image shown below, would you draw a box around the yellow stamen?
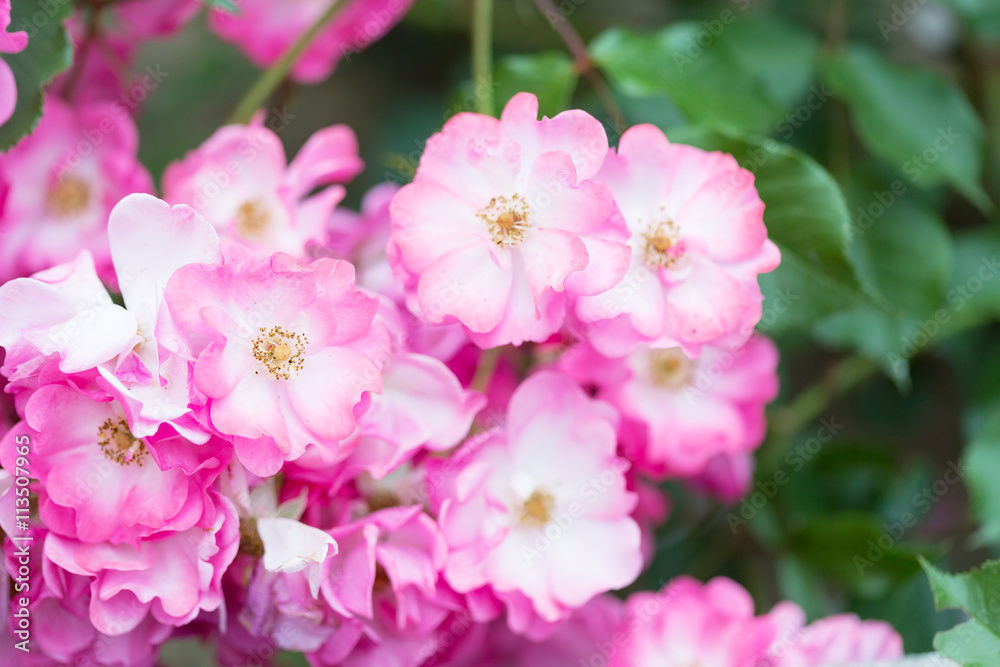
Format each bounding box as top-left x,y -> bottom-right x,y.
97,417 -> 148,467
46,177 -> 91,218
251,326 -> 308,380
478,194 -> 531,247
518,490 -> 555,527
236,199 -> 271,239
650,348 -> 693,389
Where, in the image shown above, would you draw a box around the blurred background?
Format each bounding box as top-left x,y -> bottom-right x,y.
130,0 -> 1000,657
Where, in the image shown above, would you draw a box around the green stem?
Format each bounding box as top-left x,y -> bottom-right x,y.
471,347 -> 502,394
228,1 -> 344,125
761,302 -> 994,471
769,354 -> 877,440
759,354 -> 878,472
471,0 -> 495,116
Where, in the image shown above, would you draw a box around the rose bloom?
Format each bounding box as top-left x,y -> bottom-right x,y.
163,119 -> 363,259
0,193 -> 225,444
44,489 -> 240,634
575,123 -> 780,357
165,243 -> 391,476
0,383 -> 225,545
209,0 -> 416,83
431,371 -> 642,638
389,93 -> 630,347
111,0 -> 201,39
0,96 -> 152,283
560,336 -> 779,479
609,577 -> 781,667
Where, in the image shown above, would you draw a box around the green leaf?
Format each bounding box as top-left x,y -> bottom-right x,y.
823,45 -> 989,208
947,228 -> 1000,328
0,0 -> 73,151
849,197 -> 954,317
921,557 -> 1000,666
756,256 -> 874,335
813,309 -> 915,387
590,24 -> 784,133
789,513 -> 932,598
935,624 -> 1000,667
494,52 -> 578,119
673,127 -> 875,333
812,196 -> 954,385
721,15 -> 820,111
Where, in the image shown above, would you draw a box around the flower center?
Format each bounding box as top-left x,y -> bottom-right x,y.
518,489 -> 555,527
650,348 -> 693,389
252,325 -> 308,380
97,417 -> 148,467
46,176 -> 91,219
478,194 -> 531,247
642,219 -> 681,268
236,199 -> 271,240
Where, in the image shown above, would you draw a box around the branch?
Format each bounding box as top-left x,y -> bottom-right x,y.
530,0 -> 626,134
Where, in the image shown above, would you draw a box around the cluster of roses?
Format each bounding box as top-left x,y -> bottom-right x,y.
0,0 -> 904,665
